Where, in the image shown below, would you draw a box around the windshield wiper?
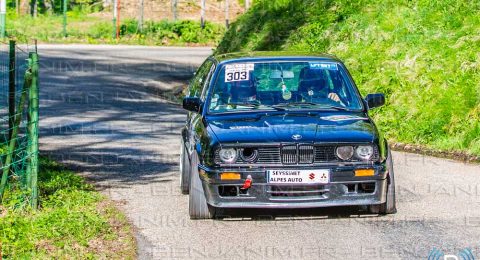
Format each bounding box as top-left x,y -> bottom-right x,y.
272,102 -> 351,111
273,102 -> 319,107
224,102 -> 292,111
224,103 -> 260,108
271,102 -> 321,110
320,105 -> 350,111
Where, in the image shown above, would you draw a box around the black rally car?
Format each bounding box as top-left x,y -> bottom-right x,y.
180,52 -> 396,219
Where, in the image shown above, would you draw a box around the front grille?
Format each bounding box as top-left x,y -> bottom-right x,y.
281,145 -> 298,164
298,145 -> 314,164
281,144 -> 314,165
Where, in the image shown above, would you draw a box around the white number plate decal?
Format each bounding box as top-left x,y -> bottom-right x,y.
225,63 -> 254,82
267,169 -> 330,184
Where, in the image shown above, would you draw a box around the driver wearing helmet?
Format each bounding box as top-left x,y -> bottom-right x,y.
298,67 -> 341,103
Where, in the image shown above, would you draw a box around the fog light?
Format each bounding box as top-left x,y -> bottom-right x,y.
355,169 -> 374,177
220,172 -> 241,180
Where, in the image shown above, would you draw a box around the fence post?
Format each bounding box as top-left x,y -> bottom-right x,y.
200,0 -> 205,29
171,0 -> 177,21
138,0 -> 144,32
112,0 -> 117,38
62,0 -> 67,37
8,40 -> 15,140
116,0 -> 121,39
28,52 -> 39,209
225,0 -> 229,28
0,0 -> 6,38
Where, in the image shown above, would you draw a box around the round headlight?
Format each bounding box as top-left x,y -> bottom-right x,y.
336,146 -> 354,160
218,148 -> 238,163
240,147 -> 258,162
355,145 -> 374,160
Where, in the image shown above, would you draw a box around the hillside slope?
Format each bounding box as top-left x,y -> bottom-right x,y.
216,0 -> 480,157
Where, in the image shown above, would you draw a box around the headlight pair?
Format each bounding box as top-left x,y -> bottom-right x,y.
336,145 -> 374,161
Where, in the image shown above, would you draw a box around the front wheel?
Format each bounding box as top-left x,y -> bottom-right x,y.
369,149 -> 397,215
189,153 -> 216,219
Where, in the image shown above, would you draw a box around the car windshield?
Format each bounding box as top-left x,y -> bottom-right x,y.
208,61 -> 363,113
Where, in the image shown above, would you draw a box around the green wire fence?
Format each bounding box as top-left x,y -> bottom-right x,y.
0,40 -> 39,208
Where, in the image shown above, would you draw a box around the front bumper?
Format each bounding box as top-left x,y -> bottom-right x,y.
198,163 -> 388,209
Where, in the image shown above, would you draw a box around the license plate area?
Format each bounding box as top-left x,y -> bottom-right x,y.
267,169 -> 330,184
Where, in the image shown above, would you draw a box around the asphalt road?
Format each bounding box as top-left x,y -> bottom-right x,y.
39,45 -> 480,260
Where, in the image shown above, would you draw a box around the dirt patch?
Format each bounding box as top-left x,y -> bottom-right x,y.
391,142 -> 480,164
35,240 -> 58,255
91,199 -> 137,259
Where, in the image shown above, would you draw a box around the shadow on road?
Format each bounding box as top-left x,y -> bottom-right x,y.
39,50 -> 196,187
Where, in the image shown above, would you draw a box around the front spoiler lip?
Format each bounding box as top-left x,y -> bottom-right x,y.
208,197 -> 383,209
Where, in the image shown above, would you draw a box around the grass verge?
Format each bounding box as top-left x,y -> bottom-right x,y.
215,0 -> 480,158
0,157 -> 136,258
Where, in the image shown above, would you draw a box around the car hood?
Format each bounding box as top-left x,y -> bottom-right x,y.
206,112 -> 378,144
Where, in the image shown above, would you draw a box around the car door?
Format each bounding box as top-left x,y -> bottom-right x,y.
185,59 -> 215,159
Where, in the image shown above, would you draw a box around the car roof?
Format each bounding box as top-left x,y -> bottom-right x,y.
211,51 -> 342,64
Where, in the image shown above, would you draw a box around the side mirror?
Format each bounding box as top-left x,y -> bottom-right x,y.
182,97 -> 202,112
365,93 -> 385,109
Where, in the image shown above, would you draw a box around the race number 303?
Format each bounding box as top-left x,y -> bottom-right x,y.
226,71 -> 248,82
225,63 -> 254,82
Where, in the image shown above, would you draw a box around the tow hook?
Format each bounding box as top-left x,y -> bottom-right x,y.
241,175 -> 252,190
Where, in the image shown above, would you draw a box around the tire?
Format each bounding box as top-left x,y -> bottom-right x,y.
189,153 -> 216,219
179,140 -> 190,195
369,149 -> 397,215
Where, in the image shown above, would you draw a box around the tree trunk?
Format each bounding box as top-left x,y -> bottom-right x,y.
30,0 -> 37,17
19,0 -> 29,15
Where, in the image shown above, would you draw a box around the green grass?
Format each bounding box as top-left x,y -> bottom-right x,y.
216,0 -> 480,156
0,157 -> 136,258
7,12 -> 225,45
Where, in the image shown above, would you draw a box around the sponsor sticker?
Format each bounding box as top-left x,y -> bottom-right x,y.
267,169 -> 330,184
225,63 -> 255,82
309,62 -> 338,70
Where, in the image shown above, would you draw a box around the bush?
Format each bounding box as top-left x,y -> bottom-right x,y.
135,19 -> 224,44
6,14 -> 225,45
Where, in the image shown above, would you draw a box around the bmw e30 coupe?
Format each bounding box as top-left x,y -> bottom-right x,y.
179,52 -> 396,219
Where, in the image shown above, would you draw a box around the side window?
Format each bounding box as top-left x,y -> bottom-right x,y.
200,63 -> 216,100
188,60 -> 213,98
